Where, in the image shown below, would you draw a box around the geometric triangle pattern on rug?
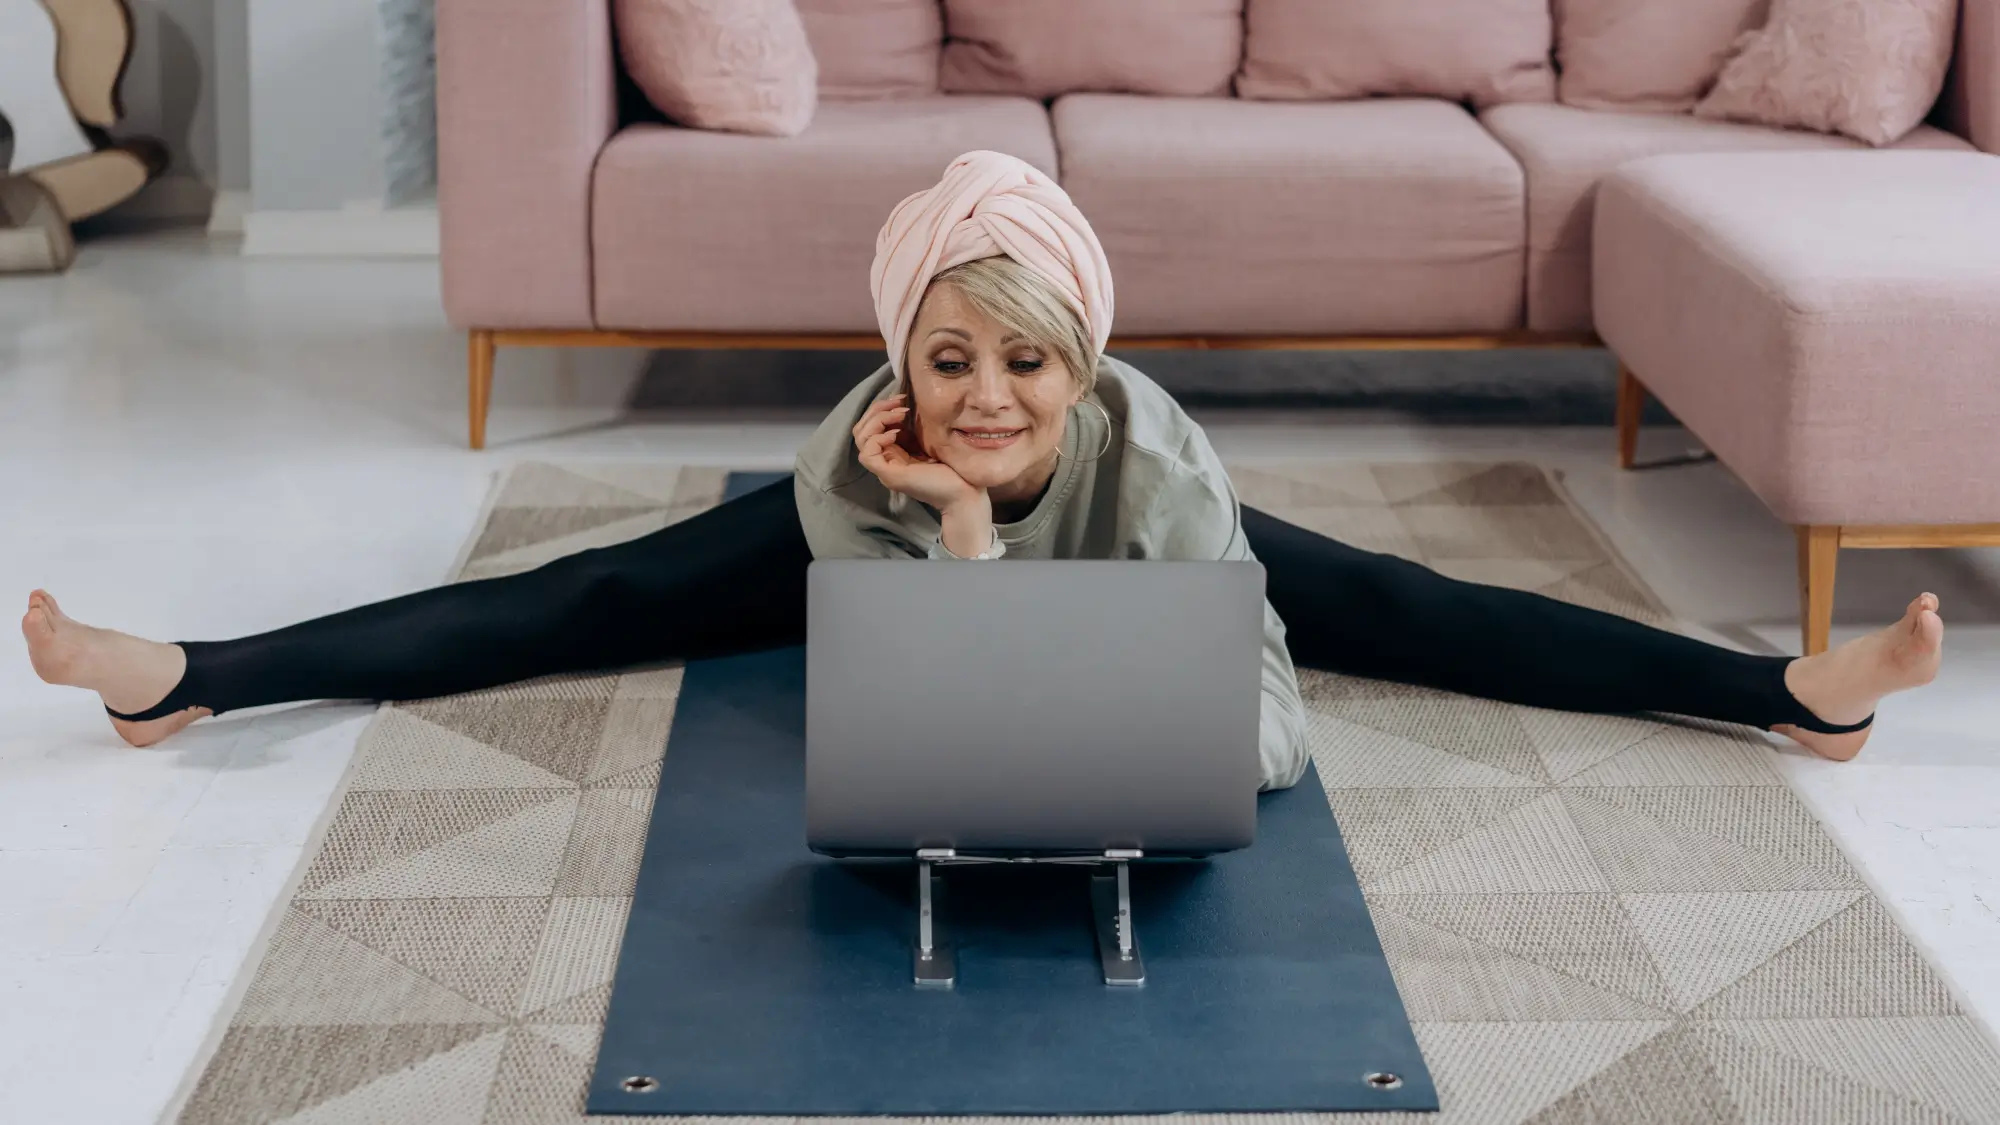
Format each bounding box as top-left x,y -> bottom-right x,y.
1560,789 -> 1861,894
172,462 -> 2000,1125
1524,1024 -> 1744,1124
1307,710 -> 1545,791
264,1030 -> 511,1125
1621,890 -> 1866,1011
1691,1021 -> 1970,1125
1405,1020 -> 1679,1124
1697,1017 -> 2000,1123
1376,892 -> 1679,1010
1369,909 -> 1674,1022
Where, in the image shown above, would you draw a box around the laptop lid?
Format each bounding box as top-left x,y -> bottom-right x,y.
804,560 -> 1264,857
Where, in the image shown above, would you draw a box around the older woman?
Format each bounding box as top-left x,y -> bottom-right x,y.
24,152 -> 1940,791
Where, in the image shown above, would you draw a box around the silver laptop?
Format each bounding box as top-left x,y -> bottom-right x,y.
805,560 -> 1264,858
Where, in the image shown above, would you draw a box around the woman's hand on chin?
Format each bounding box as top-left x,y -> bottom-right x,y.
854,394 -> 984,509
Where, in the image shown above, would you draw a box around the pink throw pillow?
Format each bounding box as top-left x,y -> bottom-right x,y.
1236,0 -> 1556,108
1556,0 -> 1771,113
1695,0 -> 1959,146
614,0 -> 818,137
796,0 -> 942,99
940,0 -> 1244,99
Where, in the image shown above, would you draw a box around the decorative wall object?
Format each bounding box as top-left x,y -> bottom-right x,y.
0,0 -> 166,270
378,0 -> 438,204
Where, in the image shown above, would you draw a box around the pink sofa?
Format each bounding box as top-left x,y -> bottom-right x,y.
437,0 -> 1999,449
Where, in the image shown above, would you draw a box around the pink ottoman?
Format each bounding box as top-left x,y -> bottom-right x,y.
1594,151 -> 2000,654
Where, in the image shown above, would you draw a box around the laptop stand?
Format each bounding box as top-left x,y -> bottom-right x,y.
912,847 -> 1145,989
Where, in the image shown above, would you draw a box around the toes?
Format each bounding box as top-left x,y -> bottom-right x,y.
1918,609 -> 1944,647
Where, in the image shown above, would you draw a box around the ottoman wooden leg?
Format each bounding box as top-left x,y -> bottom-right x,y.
1615,363 -> 1645,470
468,330 -> 495,451
1796,525 -> 1839,656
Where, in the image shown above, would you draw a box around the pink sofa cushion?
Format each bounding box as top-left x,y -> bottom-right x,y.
593,97 -> 1057,332
796,0 -> 942,99
1479,103 -> 1970,331
613,0 -> 818,137
1052,95 -> 1525,335
1594,152 -> 2000,525
940,0 -> 1243,98
1695,0 -> 1959,146
1555,0 -> 1769,113
1236,0 -> 1555,108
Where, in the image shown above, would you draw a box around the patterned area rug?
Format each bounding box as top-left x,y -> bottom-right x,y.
170,461 -> 2000,1125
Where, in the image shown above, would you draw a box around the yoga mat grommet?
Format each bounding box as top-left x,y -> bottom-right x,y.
622,1077 -> 660,1094
1365,1073 -> 1404,1091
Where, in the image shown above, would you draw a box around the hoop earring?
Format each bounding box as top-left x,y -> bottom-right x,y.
1056,398 -> 1114,463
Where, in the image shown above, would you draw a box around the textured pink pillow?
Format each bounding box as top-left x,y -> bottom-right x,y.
1556,0 -> 1770,112
614,0 -> 818,136
1236,0 -> 1556,107
940,0 -> 1244,99
796,0 -> 942,99
1696,0 -> 1958,145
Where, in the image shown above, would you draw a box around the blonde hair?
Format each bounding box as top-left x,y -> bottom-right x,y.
925,257 -> 1098,396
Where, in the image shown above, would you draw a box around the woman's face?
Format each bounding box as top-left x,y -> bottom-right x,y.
905,283 -> 1081,504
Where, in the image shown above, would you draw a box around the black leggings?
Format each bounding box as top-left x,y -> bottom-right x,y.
121,479 -> 1852,734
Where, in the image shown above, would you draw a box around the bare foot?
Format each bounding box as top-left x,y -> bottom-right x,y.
20,590 -> 210,747
1776,593 -> 1942,762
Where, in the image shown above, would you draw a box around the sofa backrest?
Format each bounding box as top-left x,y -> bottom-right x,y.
795,0 -> 943,98
606,0 -> 1998,154
938,0 -> 1244,99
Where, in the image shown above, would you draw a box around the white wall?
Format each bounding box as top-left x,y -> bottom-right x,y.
50,0 -> 431,231
246,0 -> 385,211
212,0 -> 249,192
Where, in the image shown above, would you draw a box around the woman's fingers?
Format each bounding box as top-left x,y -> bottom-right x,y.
855,394 -> 932,495
856,426 -> 886,467
850,395 -> 909,443
857,428 -> 908,478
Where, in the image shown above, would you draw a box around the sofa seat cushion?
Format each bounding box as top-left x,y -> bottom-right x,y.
592,96 -> 1057,332
1053,95 -> 1526,336
1480,103 -> 1971,332
1595,151 -> 2000,525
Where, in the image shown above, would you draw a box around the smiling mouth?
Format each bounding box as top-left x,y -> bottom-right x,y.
952,427 -> 1025,449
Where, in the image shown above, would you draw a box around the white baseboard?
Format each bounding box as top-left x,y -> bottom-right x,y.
240,203 -> 440,257
207,190 -> 251,236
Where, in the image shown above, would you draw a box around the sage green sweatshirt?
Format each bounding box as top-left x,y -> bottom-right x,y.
791,357 -> 1311,792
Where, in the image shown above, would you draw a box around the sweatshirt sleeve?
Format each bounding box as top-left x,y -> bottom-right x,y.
1140,433 -> 1312,793
793,474 -> 926,560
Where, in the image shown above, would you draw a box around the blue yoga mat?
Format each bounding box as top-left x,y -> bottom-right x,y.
587,473 -> 1435,1116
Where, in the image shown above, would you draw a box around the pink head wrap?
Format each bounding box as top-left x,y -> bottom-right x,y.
870,150 -> 1114,380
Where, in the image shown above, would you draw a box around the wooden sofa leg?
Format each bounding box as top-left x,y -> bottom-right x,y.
1615,363 -> 1644,470
1796,525 -> 1839,656
468,330 -> 495,450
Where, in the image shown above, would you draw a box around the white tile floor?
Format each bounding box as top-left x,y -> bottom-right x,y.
3,232 -> 1998,1125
